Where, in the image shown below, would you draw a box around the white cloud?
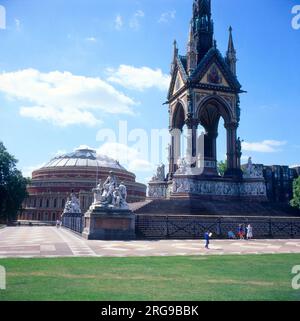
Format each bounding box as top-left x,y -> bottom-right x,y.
20,106 -> 100,127
97,142 -> 154,172
242,140 -> 287,153
291,164 -> 300,168
22,163 -> 45,178
129,159 -> 154,172
85,36 -> 97,42
15,18 -> 21,31
129,10 -> 145,30
107,65 -> 170,91
0,69 -> 137,127
115,14 -> 123,30
53,149 -> 67,156
158,10 -> 176,23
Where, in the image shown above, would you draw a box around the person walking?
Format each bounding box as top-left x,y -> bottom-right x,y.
242,224 -> 246,239
204,231 -> 211,249
246,224 -> 253,240
228,231 -> 236,239
237,224 -> 244,240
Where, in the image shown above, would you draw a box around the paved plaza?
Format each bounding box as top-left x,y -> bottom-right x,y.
1,226 -> 300,258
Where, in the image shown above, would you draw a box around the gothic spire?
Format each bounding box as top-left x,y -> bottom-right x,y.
227,26 -> 235,52
191,0 -> 214,64
193,0 -> 212,20
187,21 -> 197,75
171,40 -> 178,74
226,26 -> 237,76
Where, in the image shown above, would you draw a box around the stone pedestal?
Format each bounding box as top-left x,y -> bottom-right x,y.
82,205 -> 136,240
148,181 -> 168,199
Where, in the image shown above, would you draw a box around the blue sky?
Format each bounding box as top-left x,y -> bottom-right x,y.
0,0 -> 299,184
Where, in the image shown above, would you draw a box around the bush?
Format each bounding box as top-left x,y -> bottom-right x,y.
291,177 -> 300,209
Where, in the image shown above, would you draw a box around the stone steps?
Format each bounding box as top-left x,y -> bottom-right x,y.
129,200 -> 153,212
132,199 -> 300,217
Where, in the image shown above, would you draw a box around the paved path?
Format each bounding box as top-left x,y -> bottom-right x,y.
0,227 -> 300,258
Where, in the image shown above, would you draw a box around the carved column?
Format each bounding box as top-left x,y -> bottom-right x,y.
168,140 -> 174,179
169,128 -> 182,177
185,118 -> 198,158
225,123 -> 235,170
208,131 -> 218,161
236,139 -> 242,170
203,130 -> 218,175
186,88 -> 197,158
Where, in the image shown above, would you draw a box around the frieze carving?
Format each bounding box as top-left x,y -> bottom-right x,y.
171,178 -> 267,197
239,182 -> 266,196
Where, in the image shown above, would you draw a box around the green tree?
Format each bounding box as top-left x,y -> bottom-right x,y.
0,142 -> 29,223
291,177 -> 300,209
217,160 -> 227,176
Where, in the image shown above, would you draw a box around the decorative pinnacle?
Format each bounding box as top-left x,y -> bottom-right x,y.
173,39 -> 178,58
227,25 -> 236,53
173,39 -> 177,49
226,25 -> 237,75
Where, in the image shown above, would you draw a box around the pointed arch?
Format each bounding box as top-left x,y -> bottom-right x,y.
196,94 -> 234,127
171,102 -> 186,130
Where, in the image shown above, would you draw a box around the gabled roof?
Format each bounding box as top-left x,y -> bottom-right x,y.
167,55 -> 189,100
178,55 -> 187,74
191,47 -> 242,91
168,47 -> 243,101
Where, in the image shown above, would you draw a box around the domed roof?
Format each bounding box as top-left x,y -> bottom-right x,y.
42,148 -> 126,171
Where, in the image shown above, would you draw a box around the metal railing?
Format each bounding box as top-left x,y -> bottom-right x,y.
62,214 -> 83,234
136,215 -> 300,240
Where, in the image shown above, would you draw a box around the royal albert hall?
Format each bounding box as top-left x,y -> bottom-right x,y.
20,148 -> 146,222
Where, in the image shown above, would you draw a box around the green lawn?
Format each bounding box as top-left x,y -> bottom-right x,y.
0,254 -> 300,301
